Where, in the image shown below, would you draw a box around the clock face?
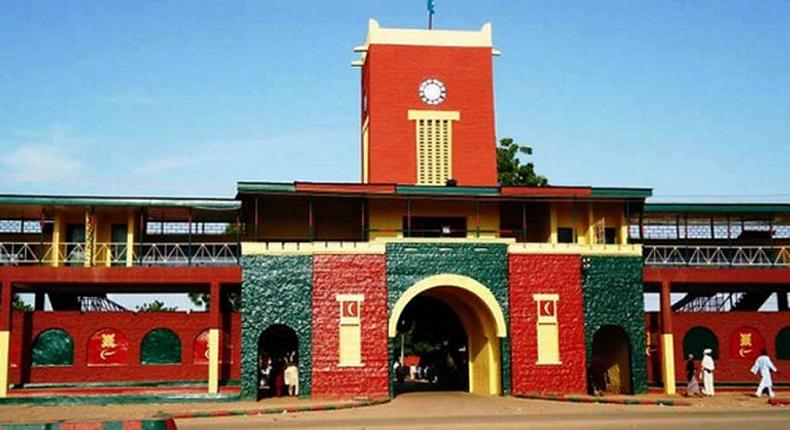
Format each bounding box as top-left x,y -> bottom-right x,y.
419,78 -> 446,105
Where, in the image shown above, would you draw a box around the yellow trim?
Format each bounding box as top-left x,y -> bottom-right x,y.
508,243 -> 642,256
549,205 -> 558,244
0,331 -> 8,398
661,334 -> 676,395
361,116 -> 370,183
587,205 -> 595,245
365,19 -> 493,48
208,328 -> 220,394
407,110 -> 460,121
126,213 -> 135,267
620,212 -> 629,245
52,213 -> 63,267
388,274 -> 506,338
242,241 -> 386,256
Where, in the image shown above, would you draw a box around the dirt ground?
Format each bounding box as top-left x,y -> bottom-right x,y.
0,392 -> 784,425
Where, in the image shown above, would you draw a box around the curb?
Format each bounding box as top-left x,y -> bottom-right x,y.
768,398 -> 790,406
0,393 -> 239,406
166,397 -> 391,420
513,393 -> 692,407
0,417 -> 177,430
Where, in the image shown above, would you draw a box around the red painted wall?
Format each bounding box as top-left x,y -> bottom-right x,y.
9,311 -> 241,385
509,254 -> 587,394
311,254 -> 389,398
364,44 -> 497,186
645,311 -> 790,384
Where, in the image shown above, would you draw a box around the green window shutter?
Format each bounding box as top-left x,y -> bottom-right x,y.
776,327 -> 790,360
32,328 -> 74,366
683,326 -> 719,360
141,328 -> 182,364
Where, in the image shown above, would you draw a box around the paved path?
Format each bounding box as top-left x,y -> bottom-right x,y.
178,392 -> 790,430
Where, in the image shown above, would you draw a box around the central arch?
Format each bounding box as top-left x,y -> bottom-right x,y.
389,274 -> 506,396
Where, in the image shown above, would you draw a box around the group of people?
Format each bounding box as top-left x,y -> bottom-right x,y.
685,348 -> 780,398
259,354 -> 299,397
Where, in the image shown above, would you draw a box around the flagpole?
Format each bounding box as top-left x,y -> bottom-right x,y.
428,12 -> 433,30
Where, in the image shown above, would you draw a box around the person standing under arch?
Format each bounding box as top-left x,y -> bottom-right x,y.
701,349 -> 715,396
285,360 -> 299,396
751,348 -> 779,398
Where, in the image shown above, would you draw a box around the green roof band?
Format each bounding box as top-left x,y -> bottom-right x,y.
236,182 -> 297,193
0,195 -> 240,210
645,203 -> 790,214
590,188 -> 653,198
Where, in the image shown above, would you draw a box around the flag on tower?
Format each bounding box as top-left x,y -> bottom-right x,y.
427,0 -> 436,14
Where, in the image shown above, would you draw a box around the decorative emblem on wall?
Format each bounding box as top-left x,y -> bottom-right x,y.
87,328 -> 129,366
729,326 -> 764,360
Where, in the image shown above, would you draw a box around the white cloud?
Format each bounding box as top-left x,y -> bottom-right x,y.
1,143 -> 82,185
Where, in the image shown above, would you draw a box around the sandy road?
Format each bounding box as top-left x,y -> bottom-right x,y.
178,392 -> 790,430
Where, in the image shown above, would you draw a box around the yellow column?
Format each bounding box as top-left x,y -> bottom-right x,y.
208,328 -> 220,394
0,331 -> 8,398
126,213 -> 135,267
661,334 -> 676,395
587,204 -> 595,245
51,213 -> 62,267
549,204 -> 558,244
619,212 -> 629,245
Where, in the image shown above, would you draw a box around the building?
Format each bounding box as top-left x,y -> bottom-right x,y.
0,20 -> 787,400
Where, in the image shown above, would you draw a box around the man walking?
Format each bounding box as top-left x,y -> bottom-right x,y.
701,348 -> 715,396
751,349 -> 779,398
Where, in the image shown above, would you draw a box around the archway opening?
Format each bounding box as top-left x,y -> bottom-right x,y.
395,295 -> 469,393
391,281 -> 503,397
591,325 -> 632,394
258,324 -> 298,398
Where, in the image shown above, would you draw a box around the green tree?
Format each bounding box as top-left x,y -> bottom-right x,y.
188,291 -> 242,312
12,294 -> 33,312
135,300 -> 178,312
496,137 -> 548,186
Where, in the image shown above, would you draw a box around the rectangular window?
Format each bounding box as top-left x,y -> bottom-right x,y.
557,227 -> 574,243
604,227 -> 617,244
336,294 -> 364,367
408,110 -> 460,186
534,294 -> 561,365
403,216 -> 466,238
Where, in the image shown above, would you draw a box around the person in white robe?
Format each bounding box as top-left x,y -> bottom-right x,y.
701,348 -> 715,396
751,349 -> 779,398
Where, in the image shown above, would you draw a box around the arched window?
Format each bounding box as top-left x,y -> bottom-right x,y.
140,328 -> 181,364
31,328 -> 74,366
776,327 -> 790,360
683,326 -> 719,360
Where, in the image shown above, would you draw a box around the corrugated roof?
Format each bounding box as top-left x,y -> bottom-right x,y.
0,195 -> 240,210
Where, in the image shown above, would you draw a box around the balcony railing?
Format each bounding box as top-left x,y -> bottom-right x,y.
0,242 -> 239,267
644,245 -> 790,268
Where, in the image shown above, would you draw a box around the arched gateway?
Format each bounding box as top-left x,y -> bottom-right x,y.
389,274 -> 507,396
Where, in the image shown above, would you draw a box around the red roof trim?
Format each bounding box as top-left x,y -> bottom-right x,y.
500,187 -> 592,197
295,182 -> 396,194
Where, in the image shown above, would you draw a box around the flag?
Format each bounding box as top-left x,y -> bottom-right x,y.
427,0 -> 435,14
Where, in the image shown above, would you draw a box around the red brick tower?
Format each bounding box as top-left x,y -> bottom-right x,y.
354,19 -> 500,186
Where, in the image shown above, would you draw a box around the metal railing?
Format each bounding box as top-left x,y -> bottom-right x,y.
643,245 -> 790,267
0,241 -> 239,266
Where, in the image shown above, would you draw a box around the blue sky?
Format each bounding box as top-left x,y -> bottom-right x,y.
1,1 -> 789,202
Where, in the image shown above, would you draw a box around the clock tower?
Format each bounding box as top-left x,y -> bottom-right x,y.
353,19 -> 500,186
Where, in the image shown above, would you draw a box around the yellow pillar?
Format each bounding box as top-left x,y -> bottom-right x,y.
661,334 -> 676,395
208,328 -> 220,394
51,213 -> 62,267
587,204 -> 595,245
549,204 -> 558,244
0,331 -> 8,398
619,212 -> 629,245
126,213 -> 135,267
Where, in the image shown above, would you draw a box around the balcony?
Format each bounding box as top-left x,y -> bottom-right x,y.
0,241 -> 240,267
643,245 -> 790,268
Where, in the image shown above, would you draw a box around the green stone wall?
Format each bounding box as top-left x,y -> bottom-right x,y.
140,328 -> 182,364
386,242 -> 510,394
241,255 -> 313,399
581,256 -> 647,393
31,328 -> 74,366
